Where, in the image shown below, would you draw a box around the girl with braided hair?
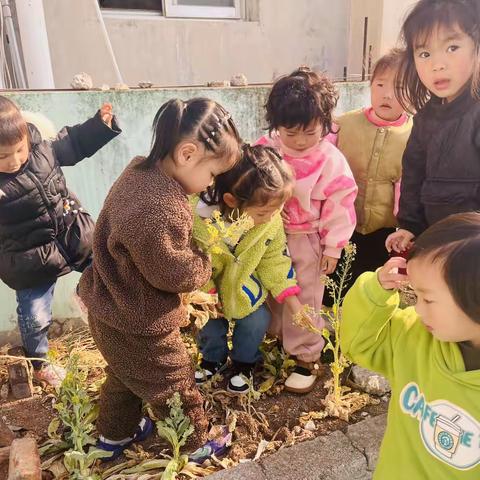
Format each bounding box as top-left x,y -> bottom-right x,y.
193,144 -> 304,394
79,97 -> 241,459
256,67 -> 358,393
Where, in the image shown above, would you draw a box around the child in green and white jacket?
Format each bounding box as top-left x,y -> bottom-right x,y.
193,144 -> 304,394
341,212 -> 480,479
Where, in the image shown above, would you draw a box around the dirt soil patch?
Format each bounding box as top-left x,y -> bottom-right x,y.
0,329 -> 388,478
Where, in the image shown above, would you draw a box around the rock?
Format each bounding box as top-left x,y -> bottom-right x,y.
0,418 -> 15,447
138,81 -> 153,88
206,80 -> 230,87
113,83 -> 130,90
100,84 -> 110,91
304,420 -> 316,431
7,347 -> 33,400
230,73 -> 248,86
8,438 -> 41,480
351,365 -> 390,396
70,72 -> 93,90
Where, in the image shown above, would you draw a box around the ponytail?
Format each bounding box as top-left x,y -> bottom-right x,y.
139,97 -> 242,169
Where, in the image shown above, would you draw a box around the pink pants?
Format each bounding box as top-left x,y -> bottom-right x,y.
268,233 -> 326,362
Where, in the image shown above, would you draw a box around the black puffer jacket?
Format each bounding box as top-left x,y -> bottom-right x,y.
398,88 -> 480,236
0,111 -> 121,290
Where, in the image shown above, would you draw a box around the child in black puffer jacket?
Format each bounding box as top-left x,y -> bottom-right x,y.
0,96 -> 121,386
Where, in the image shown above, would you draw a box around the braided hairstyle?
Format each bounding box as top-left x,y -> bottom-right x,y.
201,143 -> 293,213
140,97 -> 242,169
265,66 -> 339,137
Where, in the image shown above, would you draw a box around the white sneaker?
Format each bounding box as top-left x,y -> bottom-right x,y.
33,364 -> 66,388
284,362 -> 318,394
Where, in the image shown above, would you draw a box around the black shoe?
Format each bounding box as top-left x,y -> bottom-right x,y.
195,360 -> 226,384
227,361 -> 255,394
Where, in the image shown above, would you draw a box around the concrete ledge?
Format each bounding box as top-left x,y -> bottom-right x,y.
208,414 -> 387,480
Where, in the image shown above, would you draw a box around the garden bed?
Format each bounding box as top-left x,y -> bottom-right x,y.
0,328 -> 388,479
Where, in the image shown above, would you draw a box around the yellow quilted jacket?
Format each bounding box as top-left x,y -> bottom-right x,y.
337,109 -> 412,234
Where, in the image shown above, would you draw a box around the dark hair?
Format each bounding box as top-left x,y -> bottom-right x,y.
265,66 -> 338,136
408,211 -> 480,323
371,48 -> 405,83
201,144 -> 293,213
0,96 -> 29,146
141,97 -> 242,169
396,0 -> 480,113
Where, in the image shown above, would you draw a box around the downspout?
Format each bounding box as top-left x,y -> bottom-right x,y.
92,0 -> 123,84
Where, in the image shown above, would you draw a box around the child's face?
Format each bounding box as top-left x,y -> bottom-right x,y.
408,257 -> 480,347
278,121 -> 323,152
243,198 -> 285,226
370,68 -> 404,121
173,142 -> 237,195
414,24 -> 476,103
0,136 -> 29,174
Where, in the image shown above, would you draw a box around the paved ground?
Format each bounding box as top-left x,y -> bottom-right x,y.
208,413 -> 387,480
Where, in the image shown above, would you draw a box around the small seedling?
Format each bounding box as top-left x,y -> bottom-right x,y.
294,243 -> 374,421
155,392 -> 194,480
44,353 -> 111,479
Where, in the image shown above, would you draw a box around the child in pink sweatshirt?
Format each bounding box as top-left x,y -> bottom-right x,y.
256,67 -> 357,393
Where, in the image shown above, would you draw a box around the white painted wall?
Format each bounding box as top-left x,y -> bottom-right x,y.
42,0 -> 351,88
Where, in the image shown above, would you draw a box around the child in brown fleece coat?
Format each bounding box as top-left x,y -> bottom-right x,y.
79,98 -> 242,460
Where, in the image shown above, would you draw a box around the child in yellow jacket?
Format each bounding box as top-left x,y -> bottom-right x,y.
193,144 -> 304,394
333,49 -> 412,292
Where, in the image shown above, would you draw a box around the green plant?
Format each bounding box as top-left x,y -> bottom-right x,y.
258,339 -> 296,394
155,392 -> 194,480
46,353 -> 111,479
294,243 -> 373,421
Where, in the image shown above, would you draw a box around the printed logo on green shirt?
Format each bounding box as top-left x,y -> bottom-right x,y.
400,382 -> 480,470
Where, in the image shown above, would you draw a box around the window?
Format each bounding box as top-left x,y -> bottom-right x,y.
99,0 -> 242,19
163,0 -> 242,19
99,0 -> 163,13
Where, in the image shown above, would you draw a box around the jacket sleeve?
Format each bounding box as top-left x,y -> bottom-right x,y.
256,217 -> 300,302
312,148 -> 358,258
340,271 -> 416,378
122,201 -> 212,294
52,110 -> 121,167
397,120 -> 428,236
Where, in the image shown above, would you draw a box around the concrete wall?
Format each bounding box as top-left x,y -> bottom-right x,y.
347,0 -> 419,76
0,82 -> 370,342
41,0 -> 351,88
379,0 -> 417,54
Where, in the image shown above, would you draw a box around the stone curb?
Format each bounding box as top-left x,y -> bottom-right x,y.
208,414 -> 387,480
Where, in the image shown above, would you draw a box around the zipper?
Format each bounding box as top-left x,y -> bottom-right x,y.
26,170 -> 71,265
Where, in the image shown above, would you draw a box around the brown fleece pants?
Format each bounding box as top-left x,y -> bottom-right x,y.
89,314 -> 208,448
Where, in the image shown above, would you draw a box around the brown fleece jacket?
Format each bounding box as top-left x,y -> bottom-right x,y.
79,156 -> 211,444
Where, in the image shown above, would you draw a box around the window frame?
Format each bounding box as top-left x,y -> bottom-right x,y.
162,0 -> 242,19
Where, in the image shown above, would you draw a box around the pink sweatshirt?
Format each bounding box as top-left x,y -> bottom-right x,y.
256,133 -> 358,259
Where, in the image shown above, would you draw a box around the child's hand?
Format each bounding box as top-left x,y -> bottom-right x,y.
281,209 -> 290,223
385,229 -> 414,253
321,255 -> 338,275
377,257 -> 409,290
100,102 -> 113,128
284,295 -> 303,316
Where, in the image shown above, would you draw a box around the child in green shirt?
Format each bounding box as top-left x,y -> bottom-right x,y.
341,211 -> 480,479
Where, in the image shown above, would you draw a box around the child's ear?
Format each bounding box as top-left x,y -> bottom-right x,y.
175,142 -> 198,166
223,192 -> 239,209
